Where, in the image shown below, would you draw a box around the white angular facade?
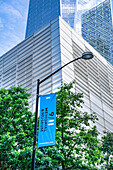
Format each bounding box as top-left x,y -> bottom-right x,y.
0,17 -> 113,135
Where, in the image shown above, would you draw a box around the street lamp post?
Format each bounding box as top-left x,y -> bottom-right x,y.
31,52 -> 94,170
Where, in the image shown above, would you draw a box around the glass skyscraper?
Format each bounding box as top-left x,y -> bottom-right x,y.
25,0 -> 77,38
25,0 -> 113,65
81,0 -> 113,65
25,0 -> 107,38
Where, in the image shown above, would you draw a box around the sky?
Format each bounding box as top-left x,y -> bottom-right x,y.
0,0 -> 106,56
0,0 -> 29,56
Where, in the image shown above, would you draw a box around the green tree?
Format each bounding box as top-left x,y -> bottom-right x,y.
0,83 -> 104,170
0,86 -> 34,169
101,132 -> 113,170
36,82 -> 103,170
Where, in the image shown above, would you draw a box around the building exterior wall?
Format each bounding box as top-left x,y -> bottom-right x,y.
60,18 -> 113,135
1,18 -> 62,111
81,0 -> 113,65
0,17 -> 113,135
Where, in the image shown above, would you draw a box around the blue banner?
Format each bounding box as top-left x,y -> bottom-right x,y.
38,93 -> 56,147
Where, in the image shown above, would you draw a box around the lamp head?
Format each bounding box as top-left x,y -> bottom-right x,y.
82,52 -> 94,60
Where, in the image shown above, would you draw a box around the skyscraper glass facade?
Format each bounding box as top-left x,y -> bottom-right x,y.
25,0 -> 60,38
61,0 -> 77,28
25,0 -> 113,64
81,0 -> 113,65
25,0 -> 77,38
25,0 -> 106,38
75,0 -> 105,34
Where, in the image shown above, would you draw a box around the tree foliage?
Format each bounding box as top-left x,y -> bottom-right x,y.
0,86 -> 34,169
36,82 -> 103,169
1,83 -> 111,169
101,132 -> 113,170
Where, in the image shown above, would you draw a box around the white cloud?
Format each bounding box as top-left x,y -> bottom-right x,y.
77,0 -> 105,11
0,47 -> 5,56
0,0 -> 29,56
0,3 -> 22,18
0,31 -> 22,56
0,18 -> 3,28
